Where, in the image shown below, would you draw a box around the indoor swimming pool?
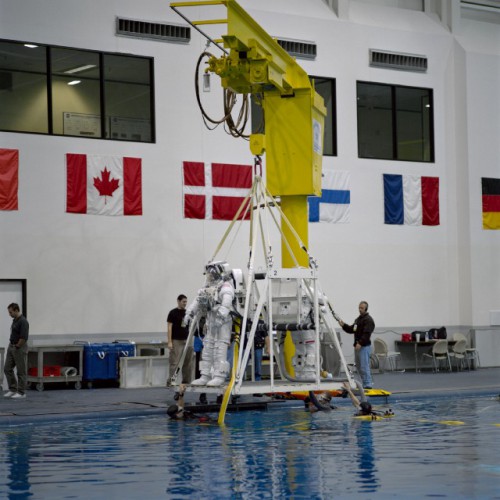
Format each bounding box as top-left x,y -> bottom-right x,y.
0,392 -> 499,499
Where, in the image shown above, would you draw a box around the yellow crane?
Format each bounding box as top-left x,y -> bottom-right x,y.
170,0 -> 326,269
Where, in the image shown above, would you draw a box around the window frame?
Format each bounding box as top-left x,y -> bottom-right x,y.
0,38 -> 155,143
310,75 -> 337,157
356,80 -> 434,163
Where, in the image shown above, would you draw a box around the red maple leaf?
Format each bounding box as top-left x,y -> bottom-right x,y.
93,167 -> 120,204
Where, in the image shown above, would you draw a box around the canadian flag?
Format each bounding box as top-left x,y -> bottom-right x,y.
183,161 -> 252,220
66,154 -> 142,216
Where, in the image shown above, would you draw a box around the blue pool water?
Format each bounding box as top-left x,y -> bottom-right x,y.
0,392 -> 499,499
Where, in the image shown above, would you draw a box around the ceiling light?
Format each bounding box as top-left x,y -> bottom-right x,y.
64,64 -> 96,74
24,44 -> 38,49
68,80 -> 81,86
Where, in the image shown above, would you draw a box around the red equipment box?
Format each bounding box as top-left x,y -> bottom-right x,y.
28,365 -> 62,377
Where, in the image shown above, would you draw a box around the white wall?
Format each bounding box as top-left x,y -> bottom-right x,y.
473,329 -> 500,368
0,0 -> 499,341
466,53 -> 500,325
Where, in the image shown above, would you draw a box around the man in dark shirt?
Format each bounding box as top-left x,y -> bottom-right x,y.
167,294 -> 193,385
4,303 -> 29,399
338,301 -> 375,389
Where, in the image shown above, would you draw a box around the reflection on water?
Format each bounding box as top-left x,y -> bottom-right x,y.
353,420 -> 378,492
0,393 -> 499,499
7,430 -> 32,499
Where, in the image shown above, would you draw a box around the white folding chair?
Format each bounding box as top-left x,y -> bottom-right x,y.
373,338 -> 401,372
449,339 -> 469,371
453,333 -> 480,369
422,340 -> 452,372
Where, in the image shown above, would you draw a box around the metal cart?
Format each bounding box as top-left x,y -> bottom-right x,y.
27,344 -> 84,391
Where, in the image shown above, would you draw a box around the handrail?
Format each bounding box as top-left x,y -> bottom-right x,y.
193,19 -> 228,25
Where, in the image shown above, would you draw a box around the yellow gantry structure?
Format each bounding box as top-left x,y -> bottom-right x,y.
171,1 -> 328,403
170,0 -> 327,268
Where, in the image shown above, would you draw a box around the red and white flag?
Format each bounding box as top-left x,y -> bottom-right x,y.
0,148 -> 19,211
183,161 -> 252,220
66,154 -> 142,216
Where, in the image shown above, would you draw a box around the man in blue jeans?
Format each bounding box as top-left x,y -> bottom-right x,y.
337,301 -> 375,389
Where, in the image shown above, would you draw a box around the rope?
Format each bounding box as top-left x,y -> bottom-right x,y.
210,180 -> 256,262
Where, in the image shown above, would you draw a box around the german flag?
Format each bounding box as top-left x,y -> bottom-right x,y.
482,177 -> 500,229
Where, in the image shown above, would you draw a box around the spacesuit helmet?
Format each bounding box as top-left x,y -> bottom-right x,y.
205,260 -> 230,284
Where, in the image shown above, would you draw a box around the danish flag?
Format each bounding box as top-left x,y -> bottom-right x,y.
182,161 -> 252,220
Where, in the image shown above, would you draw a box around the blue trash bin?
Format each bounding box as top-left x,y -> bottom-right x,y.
83,343 -> 117,383
82,342 -> 136,387
112,342 -> 135,360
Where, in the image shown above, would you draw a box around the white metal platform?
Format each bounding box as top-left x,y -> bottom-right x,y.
184,379 -> 347,396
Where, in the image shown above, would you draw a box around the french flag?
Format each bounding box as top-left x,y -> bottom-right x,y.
384,174 -> 439,226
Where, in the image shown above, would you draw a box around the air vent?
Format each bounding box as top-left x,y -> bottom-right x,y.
369,49 -> 427,73
276,38 -> 317,60
116,17 -> 190,43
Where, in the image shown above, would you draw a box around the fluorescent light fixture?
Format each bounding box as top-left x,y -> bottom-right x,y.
64,64 -> 96,74
24,44 -> 38,49
68,80 -> 81,86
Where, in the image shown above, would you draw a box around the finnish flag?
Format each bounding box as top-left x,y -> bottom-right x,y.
308,170 -> 350,224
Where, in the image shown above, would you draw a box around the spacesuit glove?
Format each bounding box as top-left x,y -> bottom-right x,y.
214,306 -> 229,327
182,313 -> 193,328
218,305 -> 229,319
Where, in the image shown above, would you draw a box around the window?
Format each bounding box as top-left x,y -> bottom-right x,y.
357,81 -> 434,162
312,77 -> 336,156
0,41 -> 48,133
104,54 -> 153,142
51,48 -> 101,137
0,39 -> 154,142
251,76 -> 337,156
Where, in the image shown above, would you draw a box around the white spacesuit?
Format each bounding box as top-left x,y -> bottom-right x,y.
290,290 -> 330,380
184,261 -> 235,387
291,292 -> 317,380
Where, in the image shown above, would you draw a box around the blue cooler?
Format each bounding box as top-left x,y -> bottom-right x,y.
112,342 -> 136,360
111,342 -> 135,383
82,342 -> 135,386
83,343 -> 117,382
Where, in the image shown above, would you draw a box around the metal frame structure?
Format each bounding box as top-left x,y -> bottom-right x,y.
170,176 -> 359,423
169,0 -> 362,423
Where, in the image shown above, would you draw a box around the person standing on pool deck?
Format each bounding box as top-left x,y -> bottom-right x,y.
4,303 -> 29,399
336,301 -> 374,389
167,294 -> 194,385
